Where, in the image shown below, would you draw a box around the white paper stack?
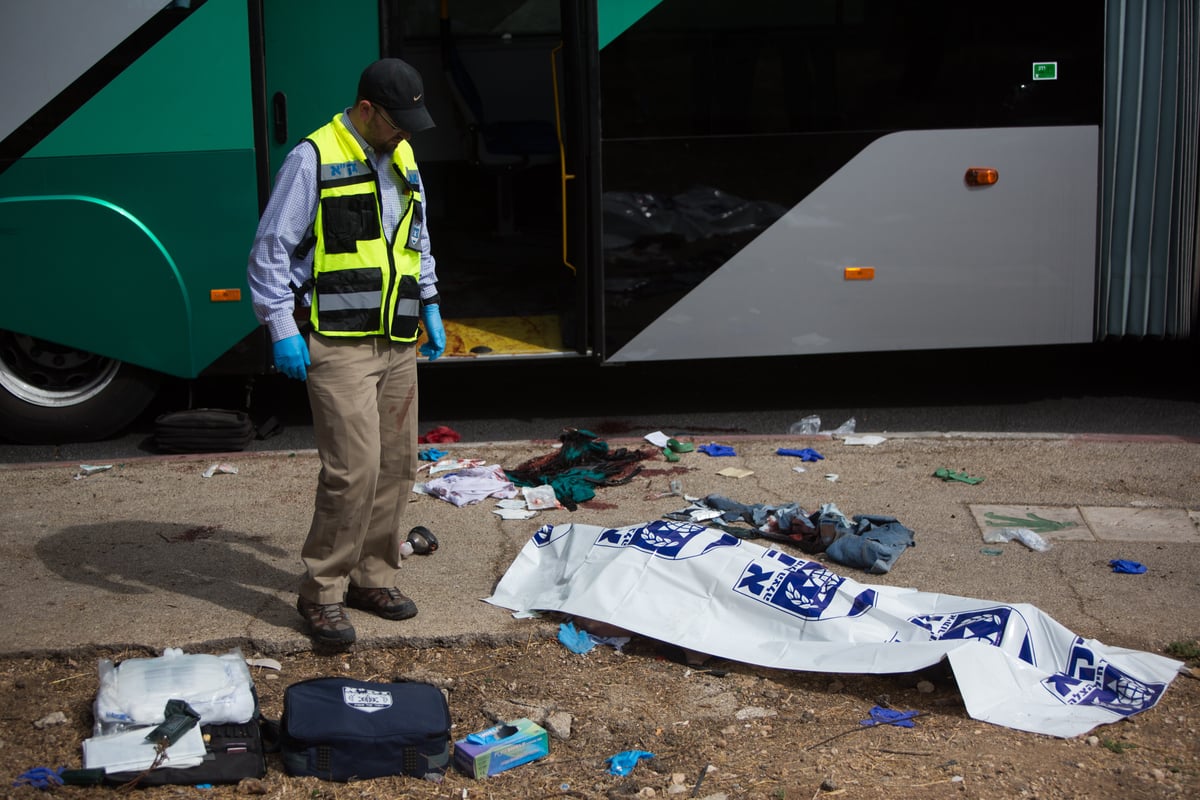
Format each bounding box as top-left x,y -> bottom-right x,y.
83,724 -> 206,773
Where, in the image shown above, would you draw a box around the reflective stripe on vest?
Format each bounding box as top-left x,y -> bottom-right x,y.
304,115 -> 423,341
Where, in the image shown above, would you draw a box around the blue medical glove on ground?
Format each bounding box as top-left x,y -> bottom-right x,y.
273,334 -> 309,381
420,303 -> 446,360
605,750 -> 654,776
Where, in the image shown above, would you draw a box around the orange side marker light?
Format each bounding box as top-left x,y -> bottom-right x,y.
965,167 -> 999,186
843,267 -> 875,281
210,289 -> 242,302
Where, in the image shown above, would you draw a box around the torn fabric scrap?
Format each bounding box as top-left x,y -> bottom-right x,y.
506,428 -> 655,510
429,457 -> 488,475
419,425 -> 461,444
420,465 -> 517,507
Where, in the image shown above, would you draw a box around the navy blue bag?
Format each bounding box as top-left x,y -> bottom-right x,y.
280,678 -> 451,781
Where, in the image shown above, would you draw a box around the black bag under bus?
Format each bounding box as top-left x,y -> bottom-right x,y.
153,408 -> 256,453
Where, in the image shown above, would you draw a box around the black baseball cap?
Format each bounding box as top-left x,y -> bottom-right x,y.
357,58 -> 435,133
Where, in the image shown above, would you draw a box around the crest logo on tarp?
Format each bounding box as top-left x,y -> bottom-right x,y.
734,548 -> 876,620
595,520 -> 740,559
343,686 -> 393,713
908,606 -> 1035,664
1042,638 -> 1167,715
533,523 -> 562,547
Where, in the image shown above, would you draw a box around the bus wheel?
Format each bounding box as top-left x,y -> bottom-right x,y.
0,331 -> 161,444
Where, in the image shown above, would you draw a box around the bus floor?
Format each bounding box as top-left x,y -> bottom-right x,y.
433,313 -> 565,358
427,218 -> 573,359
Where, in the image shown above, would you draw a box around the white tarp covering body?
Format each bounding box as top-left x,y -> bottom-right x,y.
486,521 -> 1182,738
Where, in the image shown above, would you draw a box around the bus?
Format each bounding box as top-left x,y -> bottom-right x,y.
1,1 -> 1195,443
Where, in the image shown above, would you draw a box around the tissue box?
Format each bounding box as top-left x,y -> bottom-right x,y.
453,718 -> 549,778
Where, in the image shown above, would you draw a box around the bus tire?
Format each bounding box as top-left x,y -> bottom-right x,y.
0,331 -> 162,444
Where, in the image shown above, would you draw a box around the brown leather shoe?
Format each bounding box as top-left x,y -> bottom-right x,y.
296,597 -> 356,644
345,585 -> 418,621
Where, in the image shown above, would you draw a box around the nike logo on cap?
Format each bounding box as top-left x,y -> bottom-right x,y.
413,93 -> 423,102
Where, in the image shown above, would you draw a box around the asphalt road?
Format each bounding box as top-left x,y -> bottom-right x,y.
2,340 -> 1197,464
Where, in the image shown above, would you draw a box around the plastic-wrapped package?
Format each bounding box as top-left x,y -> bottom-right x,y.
93,648 -> 255,734
788,415 -> 821,435
982,527 -> 1052,552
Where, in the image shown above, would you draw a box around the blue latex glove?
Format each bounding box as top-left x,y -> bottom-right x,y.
1110,559 -> 1147,574
605,750 -> 654,776
860,705 -> 920,728
777,447 -> 825,461
273,334 -> 309,381
699,443 -> 736,457
557,622 -> 597,654
419,303 -> 445,360
13,766 -> 65,789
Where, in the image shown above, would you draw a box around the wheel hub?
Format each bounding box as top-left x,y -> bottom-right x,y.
0,331 -> 120,408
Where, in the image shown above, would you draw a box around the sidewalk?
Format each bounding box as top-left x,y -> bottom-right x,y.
1,431 -> 1197,660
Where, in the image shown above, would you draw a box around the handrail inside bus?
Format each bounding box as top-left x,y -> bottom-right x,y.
550,43 -> 576,275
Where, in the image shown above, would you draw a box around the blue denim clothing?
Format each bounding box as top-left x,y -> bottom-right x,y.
704,494 -> 817,540
697,496 -> 914,572
825,514 -> 915,574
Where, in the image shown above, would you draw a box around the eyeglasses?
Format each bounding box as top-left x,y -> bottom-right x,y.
372,103 -> 405,134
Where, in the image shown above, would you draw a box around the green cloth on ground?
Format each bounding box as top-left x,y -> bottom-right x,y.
933,467 -> 984,484
506,429 -> 656,510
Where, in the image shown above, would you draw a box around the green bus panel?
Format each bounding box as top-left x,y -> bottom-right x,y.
1,0 -> 261,377
0,150 -> 260,377
27,0 -> 254,158
598,0 -> 664,48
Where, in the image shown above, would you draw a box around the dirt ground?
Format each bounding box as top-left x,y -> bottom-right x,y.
3,632 -> 1197,800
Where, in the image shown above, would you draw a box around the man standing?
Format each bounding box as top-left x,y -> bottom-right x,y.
247,58 -> 446,645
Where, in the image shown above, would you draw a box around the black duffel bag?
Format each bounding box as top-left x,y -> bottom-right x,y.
153,408 -> 256,453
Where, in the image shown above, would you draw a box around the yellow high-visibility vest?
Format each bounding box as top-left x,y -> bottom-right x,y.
304,115 -> 423,341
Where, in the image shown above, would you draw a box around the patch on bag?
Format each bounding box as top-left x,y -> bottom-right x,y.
343,686 -> 392,713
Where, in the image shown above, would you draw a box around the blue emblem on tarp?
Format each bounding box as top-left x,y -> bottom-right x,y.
532,523 -> 563,547
595,520 -> 740,559
1042,637 -> 1167,715
910,606 -> 1036,664
734,548 -> 876,620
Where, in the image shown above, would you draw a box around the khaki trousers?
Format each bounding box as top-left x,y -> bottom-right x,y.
299,332 -> 418,604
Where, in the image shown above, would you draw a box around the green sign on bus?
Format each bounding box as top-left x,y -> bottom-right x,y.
1033,62 -> 1058,80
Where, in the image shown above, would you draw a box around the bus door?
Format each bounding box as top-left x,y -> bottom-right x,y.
259,0 -> 380,191
260,0 -> 593,363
